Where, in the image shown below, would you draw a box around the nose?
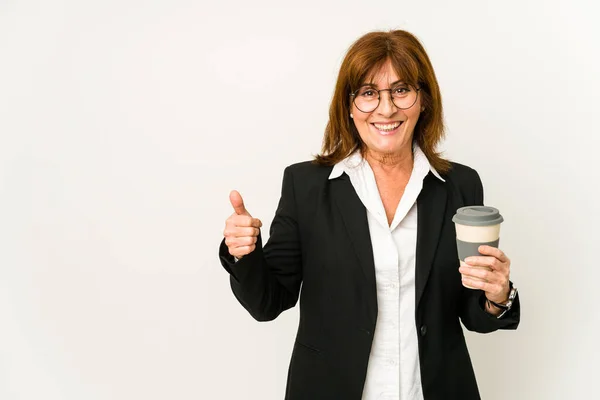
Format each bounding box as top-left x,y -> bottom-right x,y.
376,89 -> 397,116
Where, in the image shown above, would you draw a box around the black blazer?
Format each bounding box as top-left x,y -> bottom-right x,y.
219,160 -> 520,400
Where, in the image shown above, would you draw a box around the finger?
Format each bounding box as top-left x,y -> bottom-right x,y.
229,244 -> 256,258
461,276 -> 501,293
225,237 -> 258,249
231,215 -> 262,229
225,236 -> 243,247
464,255 -> 504,271
459,266 -> 500,284
230,190 -> 251,216
224,226 -> 260,238
478,246 -> 509,263
229,215 -> 258,228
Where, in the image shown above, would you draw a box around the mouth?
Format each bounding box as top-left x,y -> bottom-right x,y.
371,121 -> 403,135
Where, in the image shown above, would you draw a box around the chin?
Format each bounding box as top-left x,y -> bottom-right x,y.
374,139 -> 403,152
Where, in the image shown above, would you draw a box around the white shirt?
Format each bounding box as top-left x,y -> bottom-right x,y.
328,144 -> 445,400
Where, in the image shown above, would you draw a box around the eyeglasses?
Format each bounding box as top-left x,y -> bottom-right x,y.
350,85 -> 421,113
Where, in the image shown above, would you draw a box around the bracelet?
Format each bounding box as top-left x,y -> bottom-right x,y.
486,298 -> 509,310
486,286 -> 518,319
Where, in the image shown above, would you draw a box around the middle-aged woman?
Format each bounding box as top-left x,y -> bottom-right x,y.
219,29 -> 521,400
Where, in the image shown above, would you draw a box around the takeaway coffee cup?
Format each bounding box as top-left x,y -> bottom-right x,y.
452,206 -> 504,289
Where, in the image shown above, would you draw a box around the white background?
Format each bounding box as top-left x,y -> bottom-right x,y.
1,0 -> 599,399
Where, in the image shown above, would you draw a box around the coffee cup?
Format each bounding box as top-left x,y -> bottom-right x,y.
452,206 -> 504,289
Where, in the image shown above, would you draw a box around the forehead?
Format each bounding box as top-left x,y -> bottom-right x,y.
354,55 -> 420,90
363,60 -> 402,86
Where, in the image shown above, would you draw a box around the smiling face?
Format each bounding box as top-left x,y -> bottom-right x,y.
351,59 -> 422,160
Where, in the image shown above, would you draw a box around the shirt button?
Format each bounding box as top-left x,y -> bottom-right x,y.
420,325 -> 427,336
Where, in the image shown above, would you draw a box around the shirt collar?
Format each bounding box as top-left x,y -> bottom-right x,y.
328,143 -> 445,182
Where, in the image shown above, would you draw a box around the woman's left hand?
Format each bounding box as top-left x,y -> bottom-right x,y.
459,245 -> 511,304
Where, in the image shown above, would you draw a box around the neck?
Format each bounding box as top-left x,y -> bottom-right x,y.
364,146 -> 414,176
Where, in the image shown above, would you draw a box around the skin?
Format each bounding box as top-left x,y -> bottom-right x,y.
461,246 -> 512,313
350,60 -> 422,227
351,60 -> 422,177
349,60 -> 510,310
224,60 -> 512,309
223,190 -> 262,259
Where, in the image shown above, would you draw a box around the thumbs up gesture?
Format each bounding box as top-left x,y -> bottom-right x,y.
223,190 -> 263,259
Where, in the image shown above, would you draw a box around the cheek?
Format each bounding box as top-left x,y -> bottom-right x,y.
353,115 -> 370,129
354,123 -> 376,144
355,122 -> 370,140
404,111 -> 422,126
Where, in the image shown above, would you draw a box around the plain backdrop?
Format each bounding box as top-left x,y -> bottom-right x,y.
1,0 -> 599,399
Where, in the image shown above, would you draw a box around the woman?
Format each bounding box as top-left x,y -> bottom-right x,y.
219,30 -> 520,400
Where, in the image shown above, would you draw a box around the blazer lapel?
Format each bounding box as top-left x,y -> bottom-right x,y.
415,172 -> 448,310
329,171 -> 447,324
330,173 -> 378,326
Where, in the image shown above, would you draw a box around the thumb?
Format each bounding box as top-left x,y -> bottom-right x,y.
229,190 -> 251,216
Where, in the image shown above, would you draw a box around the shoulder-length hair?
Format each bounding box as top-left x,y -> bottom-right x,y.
314,30 -> 452,174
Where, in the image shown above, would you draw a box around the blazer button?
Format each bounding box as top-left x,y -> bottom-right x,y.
420,325 -> 427,336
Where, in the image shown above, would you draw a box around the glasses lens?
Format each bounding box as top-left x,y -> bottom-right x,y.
353,87 -> 379,113
353,85 -> 419,112
391,86 -> 418,109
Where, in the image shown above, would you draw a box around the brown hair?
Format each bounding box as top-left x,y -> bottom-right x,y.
313,30 -> 452,174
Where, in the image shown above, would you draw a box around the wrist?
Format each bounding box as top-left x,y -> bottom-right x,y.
486,283 -> 511,305
485,284 -> 518,319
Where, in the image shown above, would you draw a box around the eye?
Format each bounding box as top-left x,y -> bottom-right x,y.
393,86 -> 411,95
356,85 -> 379,97
358,88 -> 377,98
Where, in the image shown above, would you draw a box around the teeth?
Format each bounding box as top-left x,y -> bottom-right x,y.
373,122 -> 401,131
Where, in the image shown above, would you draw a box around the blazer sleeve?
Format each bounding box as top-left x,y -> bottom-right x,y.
218,166 -> 303,322
459,169 -> 521,333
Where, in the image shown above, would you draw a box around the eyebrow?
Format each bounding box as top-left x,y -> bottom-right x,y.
361,79 -> 407,88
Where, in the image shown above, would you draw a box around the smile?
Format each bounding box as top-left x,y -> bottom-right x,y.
371,121 -> 403,134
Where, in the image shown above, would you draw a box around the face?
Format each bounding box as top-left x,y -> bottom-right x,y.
351,59 -> 422,158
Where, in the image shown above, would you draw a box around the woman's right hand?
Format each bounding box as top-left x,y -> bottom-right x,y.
224,190 -> 262,259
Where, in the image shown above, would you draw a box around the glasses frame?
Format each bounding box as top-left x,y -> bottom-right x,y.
350,85 -> 422,113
